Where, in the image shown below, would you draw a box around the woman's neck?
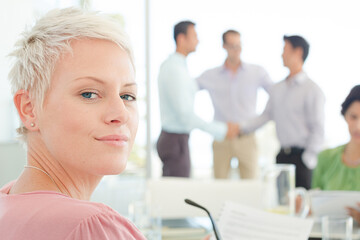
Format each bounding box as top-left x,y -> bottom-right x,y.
9,137 -> 101,200
343,141 -> 360,167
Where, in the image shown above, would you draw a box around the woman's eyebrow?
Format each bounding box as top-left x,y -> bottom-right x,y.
74,76 -> 106,84
73,77 -> 137,87
123,82 -> 137,87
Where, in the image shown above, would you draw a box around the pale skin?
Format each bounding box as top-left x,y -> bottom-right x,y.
282,40 -> 304,79
10,39 -> 139,201
175,24 -> 199,57
223,32 -> 242,74
175,25 -> 239,138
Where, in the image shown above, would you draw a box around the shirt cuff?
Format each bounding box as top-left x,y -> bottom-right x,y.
213,122 -> 227,141
302,150 -> 318,169
239,121 -> 251,135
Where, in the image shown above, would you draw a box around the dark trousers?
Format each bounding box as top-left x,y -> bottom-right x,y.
276,148 -> 312,189
156,130 -> 190,177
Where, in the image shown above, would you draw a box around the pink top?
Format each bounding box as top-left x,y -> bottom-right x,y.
0,181 -> 146,240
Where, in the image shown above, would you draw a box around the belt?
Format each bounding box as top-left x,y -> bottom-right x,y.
280,147 -> 304,155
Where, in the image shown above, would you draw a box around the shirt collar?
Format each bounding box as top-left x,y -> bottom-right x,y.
286,71 -> 307,85
171,52 -> 187,67
221,61 -> 245,73
173,52 -> 187,60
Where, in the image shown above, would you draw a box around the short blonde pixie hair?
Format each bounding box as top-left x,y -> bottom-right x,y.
8,7 -> 134,140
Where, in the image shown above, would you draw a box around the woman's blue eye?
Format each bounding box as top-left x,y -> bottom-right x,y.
81,92 -> 97,99
120,94 -> 136,101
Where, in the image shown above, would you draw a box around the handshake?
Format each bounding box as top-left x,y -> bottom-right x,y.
225,122 -> 241,139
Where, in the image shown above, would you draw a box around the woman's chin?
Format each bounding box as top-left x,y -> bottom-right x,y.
99,162 -> 127,176
351,136 -> 360,144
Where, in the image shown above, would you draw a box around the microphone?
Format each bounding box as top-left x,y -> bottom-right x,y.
184,199 -> 222,240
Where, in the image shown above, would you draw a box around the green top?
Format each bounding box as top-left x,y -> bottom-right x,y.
312,145 -> 360,191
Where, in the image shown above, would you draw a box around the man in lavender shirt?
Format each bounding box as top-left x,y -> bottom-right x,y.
241,35 -> 325,189
197,30 -> 273,179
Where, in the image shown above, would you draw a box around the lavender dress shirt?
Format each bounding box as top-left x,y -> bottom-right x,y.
196,63 -> 273,122
241,71 -> 325,169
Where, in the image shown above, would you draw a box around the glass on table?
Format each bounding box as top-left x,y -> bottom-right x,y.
321,215 -> 353,240
128,200 -> 162,240
262,164 -> 310,218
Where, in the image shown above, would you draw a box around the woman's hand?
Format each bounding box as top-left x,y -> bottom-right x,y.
295,195 -> 302,213
202,235 -> 211,240
346,202 -> 360,223
295,195 -> 312,216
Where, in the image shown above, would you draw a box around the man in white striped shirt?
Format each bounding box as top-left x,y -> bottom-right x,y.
241,35 -> 325,189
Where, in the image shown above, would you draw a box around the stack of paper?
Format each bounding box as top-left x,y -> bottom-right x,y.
217,201 -> 314,240
310,190 -> 360,219
161,218 -> 209,240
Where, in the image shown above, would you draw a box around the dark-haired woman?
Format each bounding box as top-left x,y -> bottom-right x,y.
312,85 -> 360,222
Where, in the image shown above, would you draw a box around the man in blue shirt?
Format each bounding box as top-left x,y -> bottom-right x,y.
157,21 -> 238,177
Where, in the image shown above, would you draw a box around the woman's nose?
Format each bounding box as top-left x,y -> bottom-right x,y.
104,97 -> 129,125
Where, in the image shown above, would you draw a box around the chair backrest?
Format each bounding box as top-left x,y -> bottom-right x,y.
146,177 -> 263,219
0,141 -> 26,186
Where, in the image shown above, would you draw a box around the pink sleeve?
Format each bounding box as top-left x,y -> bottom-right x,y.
65,208 -> 146,240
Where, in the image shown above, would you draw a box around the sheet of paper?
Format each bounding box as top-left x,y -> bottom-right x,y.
217,201 -> 314,240
310,190 -> 360,218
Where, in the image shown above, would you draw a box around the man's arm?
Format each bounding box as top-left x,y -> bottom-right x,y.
195,70 -> 210,91
259,67 -> 274,93
302,86 -> 325,169
164,66 -> 228,140
240,95 -> 272,134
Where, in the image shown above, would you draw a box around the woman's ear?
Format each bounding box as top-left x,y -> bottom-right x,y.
13,90 -> 38,130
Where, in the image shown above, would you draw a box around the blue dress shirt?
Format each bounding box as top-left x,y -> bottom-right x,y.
158,53 -> 227,141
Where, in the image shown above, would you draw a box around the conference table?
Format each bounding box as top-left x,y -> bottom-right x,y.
161,217 -> 360,240
146,178 -> 360,240
308,219 -> 360,240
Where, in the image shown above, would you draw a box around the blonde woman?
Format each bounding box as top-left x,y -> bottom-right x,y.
0,8 -> 145,239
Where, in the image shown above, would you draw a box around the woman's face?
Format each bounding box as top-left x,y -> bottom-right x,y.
345,101 -> 360,143
36,39 -> 138,176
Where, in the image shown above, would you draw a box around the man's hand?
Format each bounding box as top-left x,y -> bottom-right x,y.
346,202 -> 360,223
226,122 -> 240,139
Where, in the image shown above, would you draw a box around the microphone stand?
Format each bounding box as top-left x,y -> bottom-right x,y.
184,198 -> 222,240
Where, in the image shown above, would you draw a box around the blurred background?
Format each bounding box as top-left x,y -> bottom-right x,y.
1,0 -> 360,214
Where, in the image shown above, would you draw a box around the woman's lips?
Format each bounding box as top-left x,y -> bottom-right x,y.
95,135 -> 129,147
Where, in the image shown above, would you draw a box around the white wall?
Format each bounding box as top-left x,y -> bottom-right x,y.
149,0 -> 360,176
0,142 -> 27,186
0,0 -> 34,142
1,0 -> 359,177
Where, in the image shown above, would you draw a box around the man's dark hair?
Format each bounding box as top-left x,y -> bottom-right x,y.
222,30 -> 240,44
173,21 -> 195,43
341,85 -> 360,116
283,35 -> 310,62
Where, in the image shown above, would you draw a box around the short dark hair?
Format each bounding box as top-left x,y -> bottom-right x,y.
341,85 -> 360,116
222,30 -> 240,44
173,21 -> 195,43
283,35 -> 310,62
